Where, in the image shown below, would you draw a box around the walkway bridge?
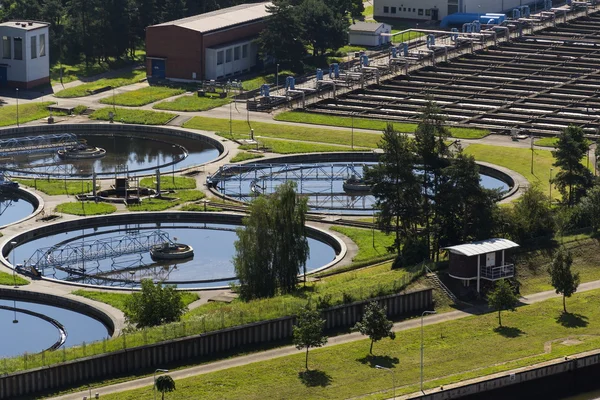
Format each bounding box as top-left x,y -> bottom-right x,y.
0,134 -> 79,157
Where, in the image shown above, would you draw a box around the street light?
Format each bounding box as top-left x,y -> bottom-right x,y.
276,63 -> 280,95
351,112 -> 356,151
375,365 -> 395,399
15,88 -> 19,127
171,145 -> 176,184
421,310 -> 436,393
154,368 -> 169,400
549,168 -> 554,203
10,241 -> 18,288
12,299 -> 17,324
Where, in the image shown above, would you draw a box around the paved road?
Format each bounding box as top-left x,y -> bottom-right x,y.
48,280 -> 600,400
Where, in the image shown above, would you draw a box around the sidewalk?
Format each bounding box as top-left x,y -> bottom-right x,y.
47,282 -> 600,400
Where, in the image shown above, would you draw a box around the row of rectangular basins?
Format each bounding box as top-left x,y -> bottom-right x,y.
308,14 -> 600,135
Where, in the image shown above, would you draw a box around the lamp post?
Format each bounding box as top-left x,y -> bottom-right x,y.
549,168 -> 553,203
171,145 -> 176,184
276,63 -> 280,95
15,88 -> 19,127
112,86 -> 116,111
375,365 -> 395,399
421,310 -> 436,393
10,241 -> 17,288
351,112 -> 355,150
12,299 -> 18,324
154,368 -> 169,400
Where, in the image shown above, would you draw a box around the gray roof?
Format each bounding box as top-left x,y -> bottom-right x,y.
349,21 -> 386,33
151,2 -> 271,34
0,20 -> 49,31
443,238 -> 519,257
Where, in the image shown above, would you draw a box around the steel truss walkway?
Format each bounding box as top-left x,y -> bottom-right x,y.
26,229 -> 174,272
0,134 -> 79,157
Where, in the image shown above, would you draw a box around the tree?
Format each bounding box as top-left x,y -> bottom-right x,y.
155,375 -> 176,400
574,182 -> 600,234
552,125 -> 593,206
548,247 -> 580,313
293,305 -> 328,370
508,186 -> 555,243
365,124 -> 421,256
350,0 -> 365,22
354,301 -> 396,354
487,279 -> 519,327
234,182 -> 309,299
298,0 -> 349,57
123,279 -> 187,328
258,0 -> 306,66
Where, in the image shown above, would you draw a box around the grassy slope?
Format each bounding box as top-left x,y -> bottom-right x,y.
154,95 -> 230,112
275,111 -> 489,139
99,86 -> 185,107
72,290 -> 199,313
90,108 -> 176,125
0,102 -> 58,126
0,271 -> 28,286
100,289 -> 600,400
15,179 -> 93,196
330,226 -> 395,262
55,202 -> 117,216
230,151 -> 265,163
139,176 -> 197,190
54,70 -> 147,98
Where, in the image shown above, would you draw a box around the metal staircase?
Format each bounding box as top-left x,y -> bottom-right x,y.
425,266 -> 458,304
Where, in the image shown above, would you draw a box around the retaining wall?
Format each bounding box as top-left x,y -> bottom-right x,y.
0,288 -> 432,399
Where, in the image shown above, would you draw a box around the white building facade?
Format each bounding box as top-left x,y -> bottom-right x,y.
204,39 -> 259,80
374,0 -> 534,22
0,21 -> 50,88
348,22 -> 392,47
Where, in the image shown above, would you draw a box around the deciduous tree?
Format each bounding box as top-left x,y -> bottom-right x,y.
123,279 -> 187,328
155,375 -> 176,400
354,301 -> 396,354
548,247 -> 580,313
293,305 -> 328,370
487,279 -> 518,327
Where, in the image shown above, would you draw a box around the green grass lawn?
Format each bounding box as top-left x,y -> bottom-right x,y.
99,86 -> 185,107
90,107 -> 176,125
139,176 -> 197,190
239,137 -> 363,154
330,226 -> 395,262
0,102 -> 59,127
362,4 -> 373,17
0,271 -> 28,286
55,202 -> 117,216
230,151 -> 265,163
153,94 -> 231,111
54,69 -> 147,98
242,70 -> 295,91
185,116 -> 381,148
535,137 -> 559,148
127,190 -> 205,211
464,144 -> 557,199
274,111 -> 489,139
15,179 -> 93,196
72,290 -> 199,313
97,289 -> 600,400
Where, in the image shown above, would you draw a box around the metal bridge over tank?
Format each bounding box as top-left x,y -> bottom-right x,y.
209,162 -> 373,211
0,134 -> 78,157
25,229 -> 174,272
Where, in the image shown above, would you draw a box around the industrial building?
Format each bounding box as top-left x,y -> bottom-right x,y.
0,20 -> 49,88
348,21 -> 392,47
373,0 -> 539,22
145,2 -> 271,81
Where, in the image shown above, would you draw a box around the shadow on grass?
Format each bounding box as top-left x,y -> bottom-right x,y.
494,326 -> 525,338
556,312 -> 589,328
357,354 -> 399,369
298,369 -> 332,387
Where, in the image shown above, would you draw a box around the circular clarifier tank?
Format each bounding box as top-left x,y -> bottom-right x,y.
0,190 -> 36,227
12,216 -> 341,290
1,130 -> 220,177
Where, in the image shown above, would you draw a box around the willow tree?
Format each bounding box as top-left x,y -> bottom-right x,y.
234,182 -> 309,300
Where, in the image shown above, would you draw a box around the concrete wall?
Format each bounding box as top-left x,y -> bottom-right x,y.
0,288 -> 432,399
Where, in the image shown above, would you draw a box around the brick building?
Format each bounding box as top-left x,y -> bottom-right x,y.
145,2 -> 271,81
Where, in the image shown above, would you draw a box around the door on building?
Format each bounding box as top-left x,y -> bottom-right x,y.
151,59 -> 165,79
431,8 -> 439,21
0,66 -> 7,87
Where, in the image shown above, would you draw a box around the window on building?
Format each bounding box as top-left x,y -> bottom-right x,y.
391,6 -> 396,13
403,7 -> 406,11
242,44 -> 248,58
30,36 -> 36,59
425,8 -> 431,16
234,46 -> 240,61
217,51 -> 224,65
383,6 -> 389,13
39,34 -> 45,57
418,8 -> 423,15
413,8 -> 416,12
225,48 -> 232,63
2,36 -> 10,59
14,37 -> 22,60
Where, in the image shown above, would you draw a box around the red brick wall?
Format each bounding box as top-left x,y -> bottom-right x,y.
145,19 -> 266,80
